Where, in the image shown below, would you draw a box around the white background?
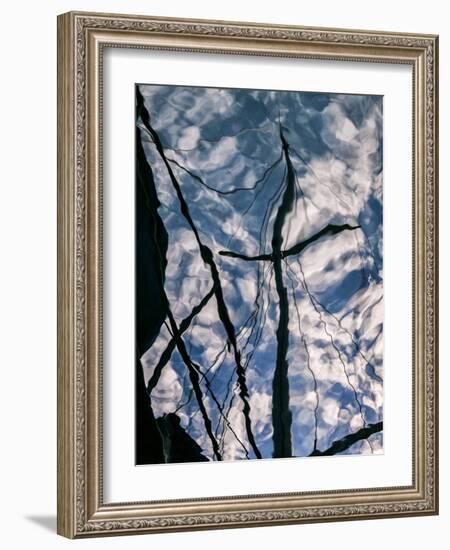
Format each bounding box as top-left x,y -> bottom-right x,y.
104,49 -> 412,502
0,1 -> 446,548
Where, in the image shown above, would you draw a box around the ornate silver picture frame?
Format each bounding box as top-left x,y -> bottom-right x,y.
57,11 -> 438,538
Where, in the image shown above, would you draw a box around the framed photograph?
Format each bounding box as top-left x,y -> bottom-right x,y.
57,11 -> 439,538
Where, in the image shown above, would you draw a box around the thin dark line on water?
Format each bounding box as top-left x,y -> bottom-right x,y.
285,262 -> 319,453
167,153 -> 283,195
147,286 -> 216,395
303,285 -> 383,385
226,157 -> 285,251
295,258 -> 373,452
218,265 -> 274,454
192,362 -> 251,458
